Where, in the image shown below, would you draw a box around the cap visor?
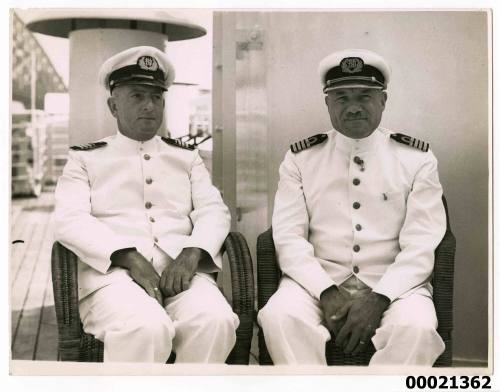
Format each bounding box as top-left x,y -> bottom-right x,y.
112,77 -> 167,91
324,84 -> 384,93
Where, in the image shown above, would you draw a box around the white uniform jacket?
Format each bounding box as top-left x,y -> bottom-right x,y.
272,128 -> 446,302
53,132 -> 231,299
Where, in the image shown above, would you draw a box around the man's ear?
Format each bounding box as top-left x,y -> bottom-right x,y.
107,96 -> 118,118
381,91 -> 388,109
324,95 -> 330,107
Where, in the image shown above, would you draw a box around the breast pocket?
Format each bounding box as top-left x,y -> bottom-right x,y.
365,190 -> 407,238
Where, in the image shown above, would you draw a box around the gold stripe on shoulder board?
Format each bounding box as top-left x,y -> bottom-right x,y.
389,133 -> 429,152
161,137 -> 195,150
70,141 -> 107,151
290,133 -> 328,154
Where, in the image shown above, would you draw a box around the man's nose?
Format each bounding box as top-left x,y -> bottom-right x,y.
143,97 -> 155,111
143,98 -> 154,111
346,105 -> 363,116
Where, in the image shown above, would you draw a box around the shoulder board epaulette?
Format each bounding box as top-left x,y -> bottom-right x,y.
70,141 -> 107,151
161,137 -> 195,151
390,133 -> 429,152
290,133 -> 328,154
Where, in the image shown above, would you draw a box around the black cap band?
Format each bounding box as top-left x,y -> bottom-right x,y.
108,64 -> 166,91
324,62 -> 386,91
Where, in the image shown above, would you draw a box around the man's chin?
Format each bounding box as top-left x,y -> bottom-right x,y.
137,129 -> 158,140
339,126 -> 373,139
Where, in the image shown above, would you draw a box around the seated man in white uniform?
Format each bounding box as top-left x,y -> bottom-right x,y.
258,49 -> 447,366
53,46 -> 238,363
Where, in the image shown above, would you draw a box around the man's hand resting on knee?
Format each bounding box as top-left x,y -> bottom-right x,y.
110,248 -> 163,305
320,285 -> 353,337
160,247 -> 208,298
335,292 -> 390,355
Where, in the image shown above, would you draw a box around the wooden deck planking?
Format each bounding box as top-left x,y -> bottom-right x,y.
10,208 -> 37,280
11,215 -> 52,359
33,222 -> 57,361
11,217 -> 44,338
35,269 -> 58,361
10,195 -> 54,301
10,194 -> 53,280
12,223 -> 54,360
11,193 -> 56,361
9,202 -> 24,233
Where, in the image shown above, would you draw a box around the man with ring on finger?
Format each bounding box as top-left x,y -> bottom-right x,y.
53,46 -> 237,363
258,49 -> 447,366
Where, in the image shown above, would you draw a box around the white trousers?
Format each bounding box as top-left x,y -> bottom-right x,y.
79,247 -> 239,363
258,276 -> 445,366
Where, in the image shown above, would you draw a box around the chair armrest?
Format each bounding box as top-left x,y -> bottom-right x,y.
51,242 -> 83,361
432,197 -> 456,335
432,229 -> 456,331
256,227 -> 282,365
224,232 -> 255,317
223,232 -> 255,364
256,227 -> 281,311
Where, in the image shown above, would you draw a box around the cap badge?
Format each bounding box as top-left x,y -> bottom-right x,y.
340,57 -> 364,73
137,56 -> 159,71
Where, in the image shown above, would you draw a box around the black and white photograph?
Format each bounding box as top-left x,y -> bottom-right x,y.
5,3 -> 495,391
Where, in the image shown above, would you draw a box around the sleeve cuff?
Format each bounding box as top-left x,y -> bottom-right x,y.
371,286 -> 397,303
286,267 -> 336,300
310,277 -> 337,300
81,238 -> 132,274
183,237 -> 221,263
197,248 -> 220,272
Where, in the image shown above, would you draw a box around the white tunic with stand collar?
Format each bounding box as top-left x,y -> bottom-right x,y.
272,127 -> 446,302
53,131 -> 230,299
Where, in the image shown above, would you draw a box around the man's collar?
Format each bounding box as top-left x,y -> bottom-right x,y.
114,130 -> 158,153
333,128 -> 382,154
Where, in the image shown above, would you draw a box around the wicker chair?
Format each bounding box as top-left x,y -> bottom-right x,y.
51,232 -> 255,364
257,196 -> 456,366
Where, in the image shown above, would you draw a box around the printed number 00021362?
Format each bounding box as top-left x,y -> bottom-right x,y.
406,375 -> 491,389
